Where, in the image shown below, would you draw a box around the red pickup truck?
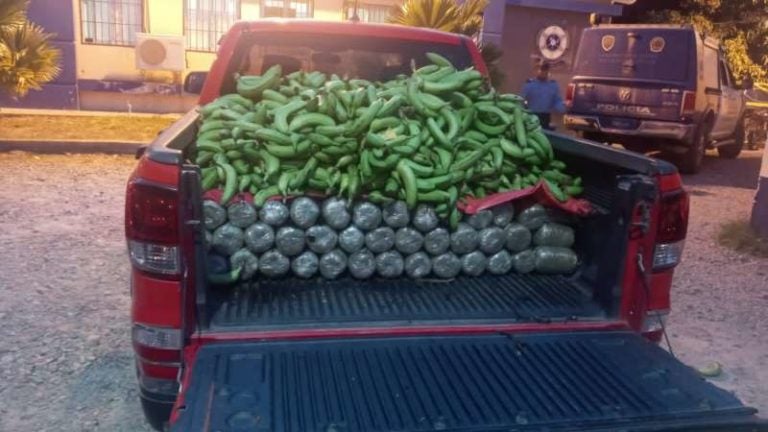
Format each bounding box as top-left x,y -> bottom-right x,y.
125,20 -> 765,432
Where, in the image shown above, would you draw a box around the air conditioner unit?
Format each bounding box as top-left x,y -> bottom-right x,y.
135,33 -> 185,71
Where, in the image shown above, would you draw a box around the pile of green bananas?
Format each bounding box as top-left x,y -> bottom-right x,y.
195,52 -> 583,223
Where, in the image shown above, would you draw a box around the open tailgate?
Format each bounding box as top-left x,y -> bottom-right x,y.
171,331 -> 765,432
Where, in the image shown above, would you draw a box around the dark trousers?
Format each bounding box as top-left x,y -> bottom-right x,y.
533,112 -> 553,130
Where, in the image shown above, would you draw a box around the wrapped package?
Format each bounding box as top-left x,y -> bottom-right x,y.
212,223 -> 244,256
352,201 -> 382,231
291,251 -> 319,279
517,204 -> 548,230
395,227 -> 424,255
204,230 -> 212,252
404,252 -> 432,278
319,249 -> 347,279
511,250 -> 536,274
275,226 -> 305,257
204,200 -> 227,230
382,200 -> 410,228
412,204 -> 439,233
534,247 -> 579,274
227,201 -> 257,228
207,253 -> 229,274
492,204 -> 515,227
461,251 -> 487,276
321,197 -> 351,230
478,226 -> 506,254
375,251 -> 404,278
450,223 -> 479,255
230,248 -> 259,280
305,225 -> 338,254
424,228 -> 450,256
365,227 -> 395,254
432,252 -> 461,278
348,249 -> 376,279
487,250 -> 513,275
244,223 -> 275,254
338,226 -> 365,253
465,210 -> 493,230
290,197 -> 320,229
505,223 -> 532,253
258,200 -> 289,226
533,223 -> 575,248
259,250 -> 290,277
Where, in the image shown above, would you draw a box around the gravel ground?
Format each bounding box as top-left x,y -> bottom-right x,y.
0,150 -> 765,431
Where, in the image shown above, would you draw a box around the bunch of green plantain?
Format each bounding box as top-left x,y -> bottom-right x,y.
195,52 -> 583,223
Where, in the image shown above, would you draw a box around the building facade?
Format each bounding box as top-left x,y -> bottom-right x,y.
0,0 -> 399,113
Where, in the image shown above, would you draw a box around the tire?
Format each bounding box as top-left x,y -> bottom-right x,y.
678,124 -> 708,174
717,118 -> 745,159
141,396 -> 173,431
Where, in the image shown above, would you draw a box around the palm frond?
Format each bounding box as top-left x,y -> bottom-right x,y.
0,21 -> 61,97
0,0 -> 29,28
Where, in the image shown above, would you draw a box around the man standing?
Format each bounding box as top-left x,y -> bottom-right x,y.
522,63 -> 566,130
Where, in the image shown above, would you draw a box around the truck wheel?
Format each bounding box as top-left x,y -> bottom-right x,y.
141,396 -> 172,431
678,125 -> 707,174
717,118 -> 745,159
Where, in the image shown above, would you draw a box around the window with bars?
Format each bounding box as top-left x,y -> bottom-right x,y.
344,2 -> 392,23
185,0 -> 240,52
80,0 -> 143,46
261,0 -> 313,18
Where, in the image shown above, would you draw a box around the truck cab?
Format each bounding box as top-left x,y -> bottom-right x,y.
564,25 -> 747,174
125,20 -> 765,432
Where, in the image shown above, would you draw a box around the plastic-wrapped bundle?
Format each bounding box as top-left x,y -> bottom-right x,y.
511,250 -> 536,274
460,251 -> 487,276
338,226 -> 365,253
395,227 -> 424,255
505,223 -> 532,253
487,250 -> 513,275
230,248 -> 259,280
305,225 -> 338,254
534,247 -> 579,274
382,200 -> 410,229
424,228 -> 450,256
275,226 -> 305,257
450,223 -> 479,255
259,250 -> 290,277
405,252 -> 432,278
348,249 -> 376,279
227,201 -> 257,228
203,200 -> 227,230
352,201 -> 382,231
432,252 -> 461,278
212,223 -> 244,256
290,197 -> 320,229
533,223 -> 575,248
376,251 -> 404,278
244,223 -> 275,254
319,249 -> 347,279
258,200 -> 289,226
492,204 -> 515,227
207,253 -> 229,274
517,204 -> 548,230
291,251 -> 319,279
465,210 -> 493,230
204,230 -> 212,252
412,204 -> 439,233
478,227 -> 506,255
365,227 -> 395,254
321,197 -> 351,230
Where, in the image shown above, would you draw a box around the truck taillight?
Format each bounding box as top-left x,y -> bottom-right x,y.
653,177 -> 689,271
126,180 -> 180,276
565,83 -> 575,107
133,323 -> 183,350
680,91 -> 696,117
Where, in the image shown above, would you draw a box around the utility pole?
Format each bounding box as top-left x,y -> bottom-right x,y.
751,146 -> 768,237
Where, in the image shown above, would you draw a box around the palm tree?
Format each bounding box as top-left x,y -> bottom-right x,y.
0,0 -> 61,98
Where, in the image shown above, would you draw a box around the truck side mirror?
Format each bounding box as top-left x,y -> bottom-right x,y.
184,72 -> 208,94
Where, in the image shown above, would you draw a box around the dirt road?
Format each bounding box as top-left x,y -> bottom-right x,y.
0,150 -> 765,431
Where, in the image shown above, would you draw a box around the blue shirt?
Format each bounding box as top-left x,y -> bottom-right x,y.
522,79 -> 566,114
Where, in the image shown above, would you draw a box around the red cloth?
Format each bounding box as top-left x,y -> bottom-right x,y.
457,181 -> 594,216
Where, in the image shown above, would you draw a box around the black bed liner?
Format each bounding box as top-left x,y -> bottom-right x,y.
208,273 -> 605,329
172,331 -> 763,432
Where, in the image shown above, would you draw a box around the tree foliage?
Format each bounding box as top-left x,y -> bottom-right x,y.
0,0 -> 60,97
643,0 -> 768,81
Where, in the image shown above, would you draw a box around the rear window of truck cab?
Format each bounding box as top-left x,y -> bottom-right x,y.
574,28 -> 694,83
